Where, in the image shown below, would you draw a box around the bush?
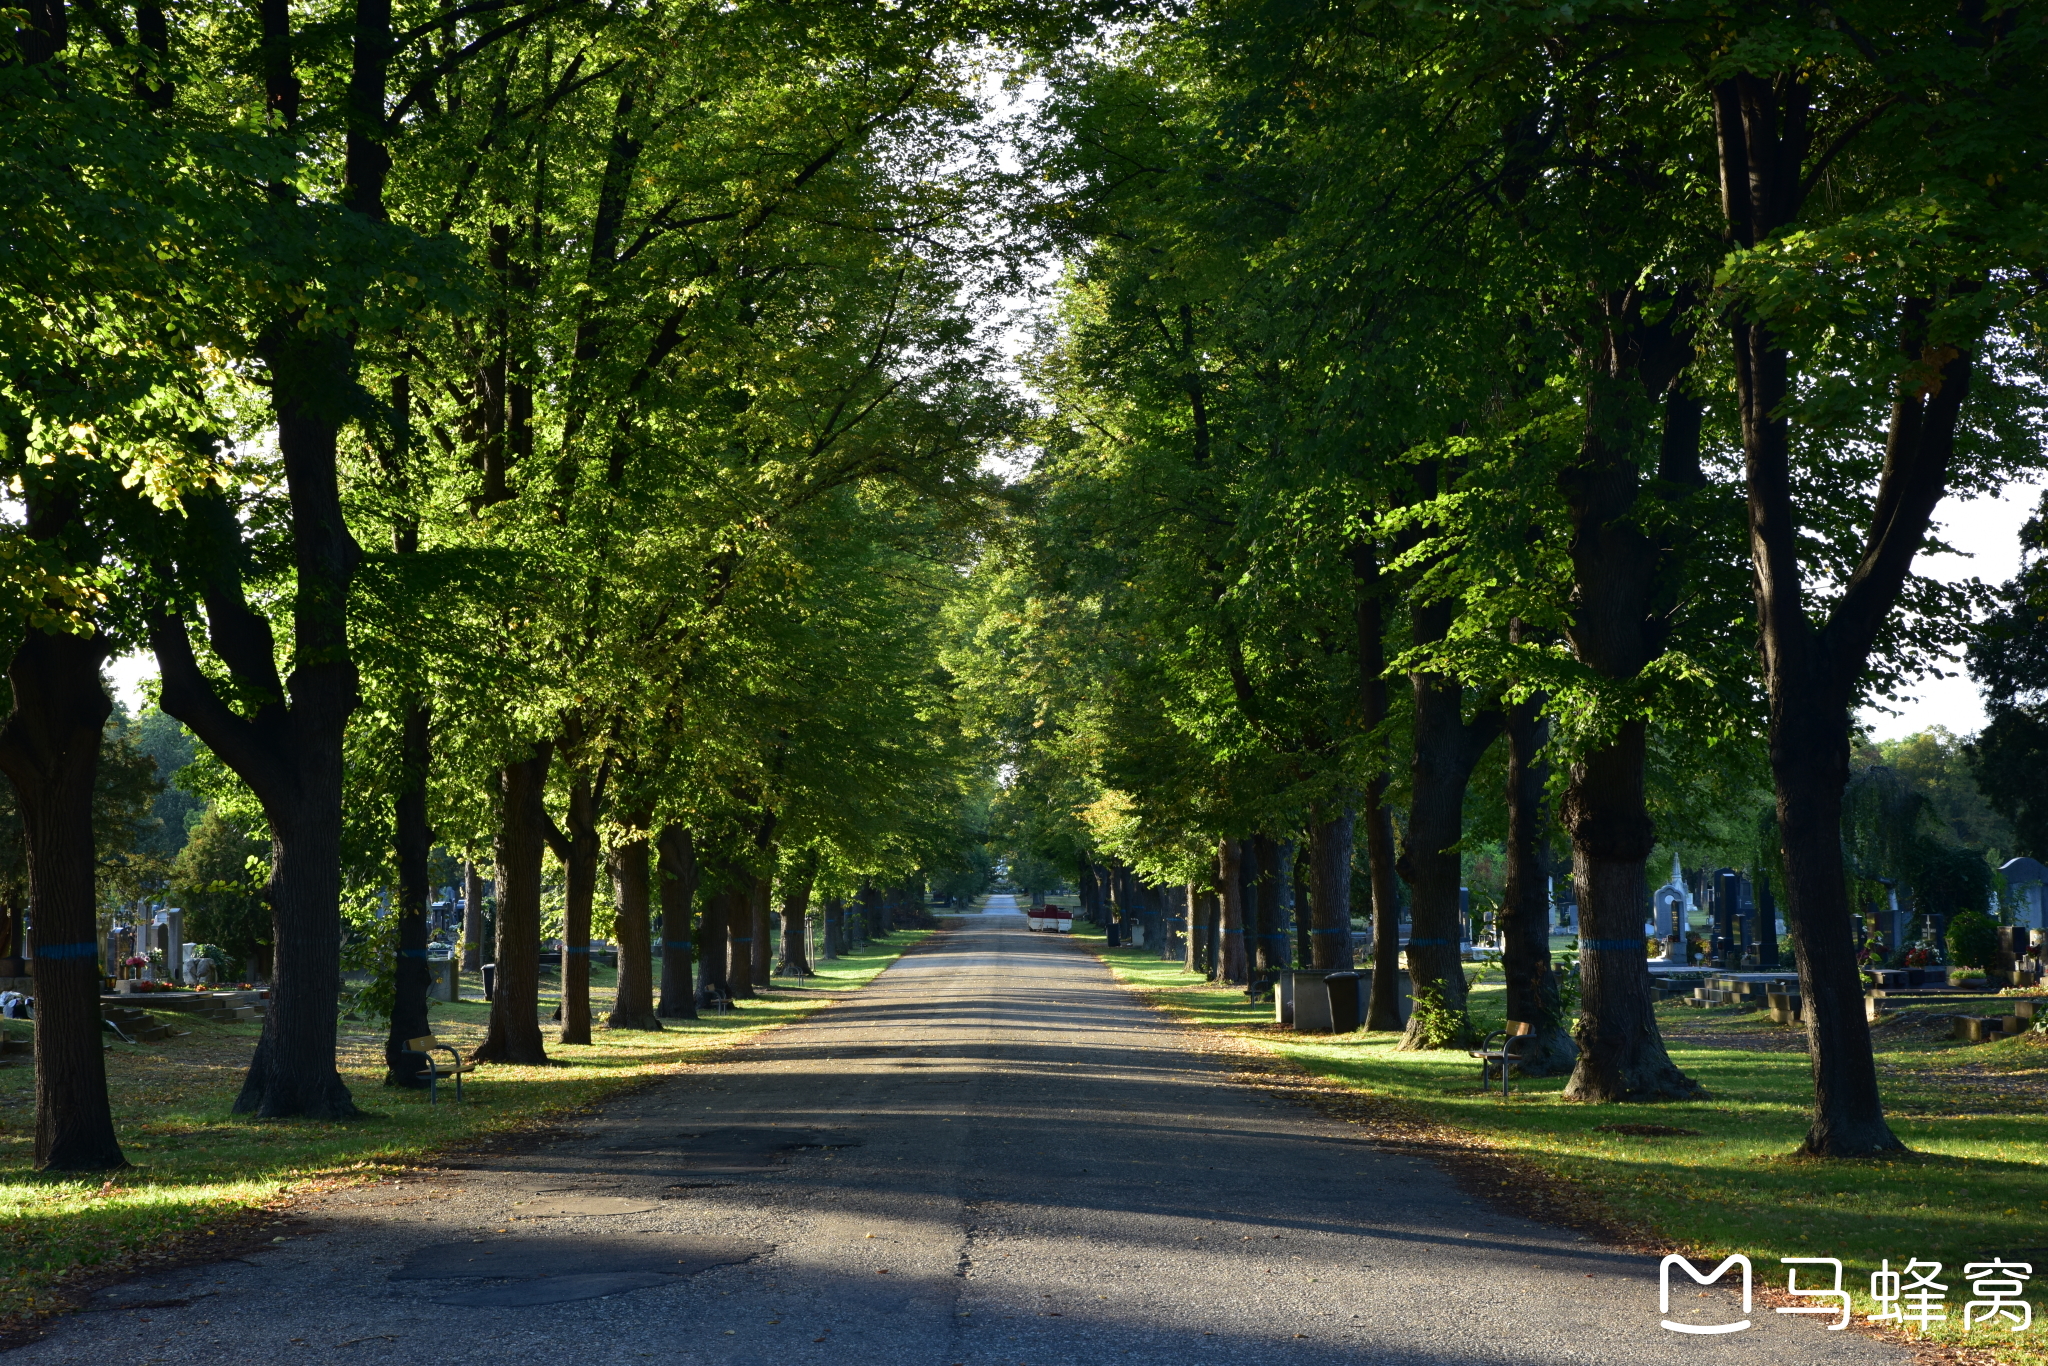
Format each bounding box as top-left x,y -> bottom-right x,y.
1947,909 -> 1999,971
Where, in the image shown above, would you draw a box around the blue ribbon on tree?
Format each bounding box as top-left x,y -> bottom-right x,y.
1310,927 -> 1350,936
566,945 -> 592,955
34,942 -> 98,961
663,940 -> 692,950
398,948 -> 429,959
1581,938 -> 1646,952
1405,937 -> 1452,947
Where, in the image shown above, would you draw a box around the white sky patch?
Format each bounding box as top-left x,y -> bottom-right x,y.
1857,478 -> 2045,742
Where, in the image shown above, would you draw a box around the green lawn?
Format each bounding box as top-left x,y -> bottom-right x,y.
1086,933 -> 2048,1364
0,931 -> 925,1324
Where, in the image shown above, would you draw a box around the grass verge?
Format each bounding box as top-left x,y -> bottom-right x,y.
0,931 -> 925,1323
1085,932 -> 2048,1366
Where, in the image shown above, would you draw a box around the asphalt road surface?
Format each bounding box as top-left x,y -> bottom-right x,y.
24,914 -> 1902,1365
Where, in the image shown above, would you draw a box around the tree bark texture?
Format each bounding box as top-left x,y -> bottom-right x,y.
1715,72 -> 1963,1153
1555,279 -> 1704,1100
750,869 -> 773,986
821,896 -> 844,960
461,859 -> 484,974
607,831 -> 661,1030
1252,834 -> 1288,970
383,701 -> 433,1086
1354,538 -> 1403,1027
1184,883 -> 1201,972
1216,839 -> 1248,984
696,881 -> 732,1008
476,746 -> 551,1064
0,627 -> 125,1170
1291,846 -> 1311,968
1399,609 -> 1501,1050
1307,810 -> 1354,972
726,878 -> 756,999
776,849 -> 819,976
655,825 -> 698,1018
1562,720 -> 1698,1099
152,346 -> 365,1120
1502,694 -> 1575,1076
857,881 -> 882,942
547,735 -> 600,1045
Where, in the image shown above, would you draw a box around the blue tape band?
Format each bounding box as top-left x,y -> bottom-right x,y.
398,948 -> 429,959
663,941 -> 692,949
1582,938 -> 1647,952
34,942 -> 98,961
566,946 -> 592,955
1406,938 -> 1452,947
1311,928 -> 1350,936
730,937 -> 753,944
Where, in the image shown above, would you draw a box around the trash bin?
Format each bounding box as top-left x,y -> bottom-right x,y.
481,962 -> 496,1002
1324,971 -> 1363,1033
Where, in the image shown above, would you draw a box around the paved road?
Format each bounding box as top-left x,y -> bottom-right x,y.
25,921 -> 1900,1365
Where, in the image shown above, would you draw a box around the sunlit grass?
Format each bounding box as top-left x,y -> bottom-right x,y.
0,931 -> 924,1319
1088,933 -> 2048,1364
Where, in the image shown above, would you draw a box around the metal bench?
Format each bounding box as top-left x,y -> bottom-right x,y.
1470,1021 -> 1534,1098
403,1034 -> 476,1103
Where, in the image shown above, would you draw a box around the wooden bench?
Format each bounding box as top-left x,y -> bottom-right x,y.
403,1035 -> 476,1103
1470,1021 -> 1534,1098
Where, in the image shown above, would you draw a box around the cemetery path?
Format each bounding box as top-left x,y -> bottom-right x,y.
20,920 -> 1905,1366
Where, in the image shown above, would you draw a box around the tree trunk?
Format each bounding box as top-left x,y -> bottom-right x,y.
750,867 -> 773,985
821,896 -> 844,960
383,701 -> 433,1086
550,750 -> 600,1046
1398,639 -> 1500,1049
607,829 -> 661,1030
1305,810 -> 1357,976
234,774 -> 356,1118
776,849 -> 819,976
1354,539 -> 1402,1028
1216,839 -> 1248,984
1203,891 -> 1221,977
857,881 -> 882,943
1291,846 -> 1311,968
1552,280 -> 1704,1098
475,746 -> 551,1064
1252,834 -> 1287,970
152,365 -> 366,1120
1184,883 -> 1201,972
696,880 -> 732,1008
1715,73 -> 1940,1156
0,627 -> 125,1170
1364,803 -> 1403,1030
1562,721 -> 1699,1099
1502,691 -> 1575,1076
461,859 -> 484,974
656,825 -> 698,1019
726,876 -> 755,999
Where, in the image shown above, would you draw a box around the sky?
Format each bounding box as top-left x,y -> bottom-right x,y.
1857,479 -> 2043,742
